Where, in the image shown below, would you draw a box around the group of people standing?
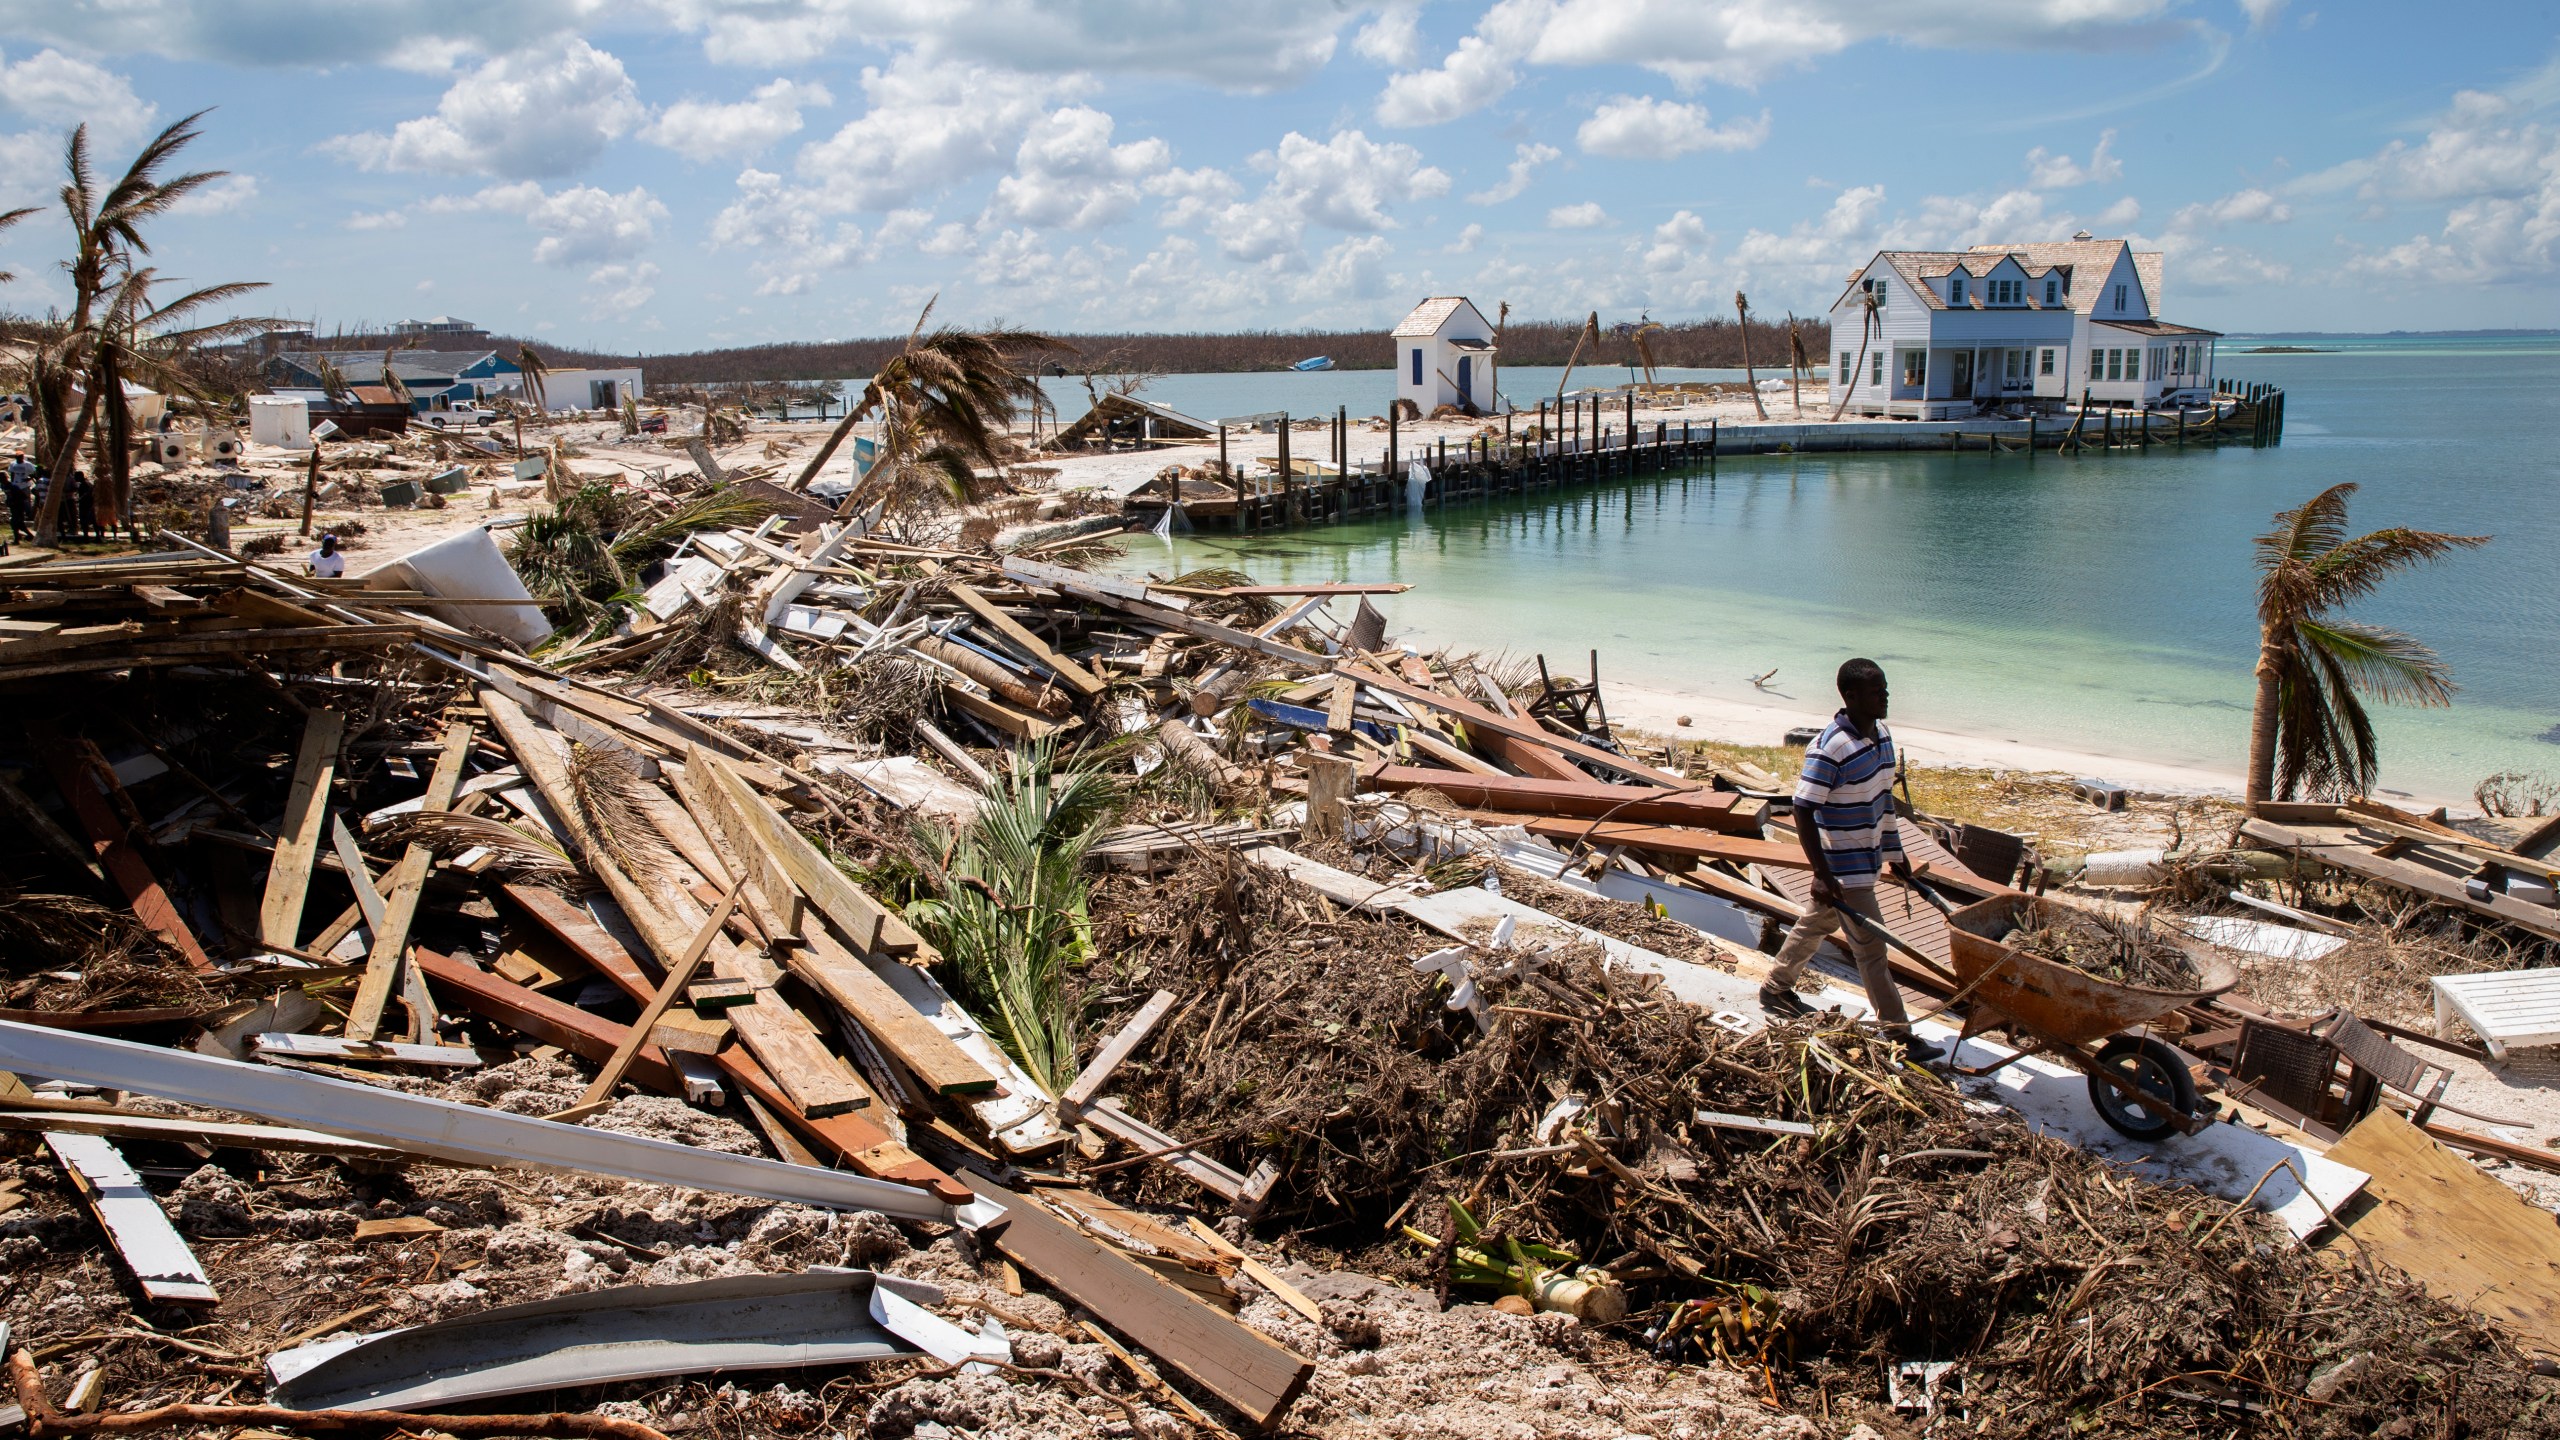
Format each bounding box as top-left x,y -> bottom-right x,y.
2,452 -> 106,545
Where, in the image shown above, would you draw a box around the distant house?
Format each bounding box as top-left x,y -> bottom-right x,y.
270,385 -> 411,438
517,367 -> 645,412
391,316 -> 491,343
1826,233 -> 2219,419
1391,297 -> 1498,416
1050,392 -> 1213,450
265,349 -> 524,415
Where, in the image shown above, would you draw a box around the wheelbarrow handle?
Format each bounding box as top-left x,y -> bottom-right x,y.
1833,904 -> 1962,989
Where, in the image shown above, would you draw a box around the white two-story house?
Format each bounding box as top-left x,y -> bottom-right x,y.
1826,234 -> 2219,419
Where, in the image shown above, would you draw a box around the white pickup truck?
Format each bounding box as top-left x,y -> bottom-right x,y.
423,405 -> 497,428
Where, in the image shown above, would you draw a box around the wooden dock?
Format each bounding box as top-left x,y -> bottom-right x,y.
1133,385 -> 2288,534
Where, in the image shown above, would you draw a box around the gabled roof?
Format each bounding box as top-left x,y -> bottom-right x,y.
1391,296 -> 1490,338
1836,252 -> 2072,312
1965,239 -> 2158,315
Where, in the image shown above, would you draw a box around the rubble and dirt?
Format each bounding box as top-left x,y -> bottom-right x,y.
2,422 -> 2559,1440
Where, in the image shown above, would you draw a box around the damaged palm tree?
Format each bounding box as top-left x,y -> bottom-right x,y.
510,481 -> 770,638
791,297 -> 1071,516
903,745 -> 1119,1095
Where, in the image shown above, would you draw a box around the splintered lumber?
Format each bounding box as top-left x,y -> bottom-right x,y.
1478,729 -> 1589,782
412,948 -> 686,1097
690,749 -> 924,959
1363,764 -> 1764,832
479,692 -> 869,1119
1340,664 -> 1686,788
45,1132 -> 218,1304
916,632 -> 1070,716
2240,817 -> 2560,943
1006,557 -> 1330,672
945,685 -> 1075,741
328,816 -> 389,932
2325,1108 -> 2560,1358
945,580 -> 1106,696
780,938 -> 995,1096
1512,818 -> 1807,868
496,884 -> 968,1202
32,729 -> 214,971
346,721 -> 474,1041
1082,1098 -> 1260,1209
1061,990 -> 1177,1112
961,1171 -> 1313,1427
1304,753 -> 1356,841
556,876 -> 749,1121
1400,724 -> 1506,777
258,708 -> 345,948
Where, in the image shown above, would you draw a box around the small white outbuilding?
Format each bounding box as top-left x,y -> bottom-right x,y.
1390,297 -> 1499,417
247,394 -> 311,449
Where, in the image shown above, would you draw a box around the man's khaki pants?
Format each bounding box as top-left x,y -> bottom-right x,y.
1768,885 -> 1910,1029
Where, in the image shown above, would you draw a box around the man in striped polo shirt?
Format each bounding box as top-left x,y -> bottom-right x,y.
1760,658 -> 1942,1062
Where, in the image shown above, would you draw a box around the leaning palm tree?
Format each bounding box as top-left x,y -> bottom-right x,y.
516,343 -> 550,430
2245,482 -> 2488,803
34,112 -> 227,545
85,266 -> 270,527
1735,290 -> 1768,420
791,297 -> 1069,517
1830,291 -> 1882,421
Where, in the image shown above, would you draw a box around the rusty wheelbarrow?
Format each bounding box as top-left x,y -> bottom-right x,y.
1940,894 -> 2239,1141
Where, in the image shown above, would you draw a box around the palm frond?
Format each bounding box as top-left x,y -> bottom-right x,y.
2293,616 -> 2459,707
608,483 -> 773,565
368,810 -> 580,885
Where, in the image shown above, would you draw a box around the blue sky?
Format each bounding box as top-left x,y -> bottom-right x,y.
0,1 -> 2552,350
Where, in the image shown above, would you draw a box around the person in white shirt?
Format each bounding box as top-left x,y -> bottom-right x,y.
308,533 -> 346,578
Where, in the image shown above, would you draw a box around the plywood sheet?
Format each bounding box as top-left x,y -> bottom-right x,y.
2326,1108 -> 2560,1358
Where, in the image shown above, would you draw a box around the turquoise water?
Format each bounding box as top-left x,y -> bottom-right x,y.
1108,335 -> 2560,803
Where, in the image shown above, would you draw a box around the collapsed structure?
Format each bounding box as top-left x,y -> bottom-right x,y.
1,451 -> 2558,1440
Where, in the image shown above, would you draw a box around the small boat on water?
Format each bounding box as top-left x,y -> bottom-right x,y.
1291,356 -> 1335,372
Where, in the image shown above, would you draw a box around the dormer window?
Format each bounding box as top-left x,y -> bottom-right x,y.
2045,278 -> 2059,304
1988,279 -> 2021,305
1951,276 -> 1967,303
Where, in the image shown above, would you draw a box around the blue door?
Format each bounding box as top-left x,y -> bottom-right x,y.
1456,355 -> 1472,406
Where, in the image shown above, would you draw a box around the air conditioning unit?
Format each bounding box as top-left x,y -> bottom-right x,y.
151,435 -> 187,465
206,433 -> 242,463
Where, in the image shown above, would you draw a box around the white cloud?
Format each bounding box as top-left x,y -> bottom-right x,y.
1146,165 -> 1241,227
585,260 -> 659,316
1,48 -> 154,144
1376,0 -> 1546,127
427,180 -> 666,265
707,167 -> 869,294
641,78 -> 831,163
2237,0 -> 2287,28
168,173 -> 260,215
793,54 -> 1066,212
345,208 -> 407,231
1448,222 -> 1484,253
324,38 -> 642,179
989,104 -> 1171,229
1378,0 -> 2191,127
2300,86 -> 2560,284
1201,129 -> 1449,268
1353,5 -> 1424,66
2093,195 -> 2142,228
2170,186 -> 2290,229
1468,142 -> 1559,204
2024,129 -> 2121,188
1548,201 -> 1607,228
1300,234 -> 1395,300
1576,96 -> 1769,159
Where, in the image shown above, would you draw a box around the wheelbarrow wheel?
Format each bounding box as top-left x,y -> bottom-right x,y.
2087,1035 -> 2198,1141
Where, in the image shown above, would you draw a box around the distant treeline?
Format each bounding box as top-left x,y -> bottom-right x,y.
292,314 -> 1831,384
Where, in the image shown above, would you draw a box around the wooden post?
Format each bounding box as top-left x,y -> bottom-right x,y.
2028,413 -> 2038,457
1217,424 -> 1227,481
1304,753 -> 1356,842
259,709 -> 345,950
1277,414 -> 1291,525
298,444 -> 322,537
1385,404 -> 1398,477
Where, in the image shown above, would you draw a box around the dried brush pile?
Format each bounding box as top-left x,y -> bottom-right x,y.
2005,905 -> 2202,990
1082,854 -> 2560,1439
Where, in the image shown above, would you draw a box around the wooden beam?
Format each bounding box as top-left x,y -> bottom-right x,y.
2240,817 -> 2560,943
492,885 -> 968,1202
1360,764 -> 1762,832
1061,990 -> 1176,1112
1399,725 -> 1506,778
1340,664 -> 1687,788
554,876 -> 748,1122
1508,817 -> 1807,869
692,748 -> 933,960
961,1172 -> 1313,1428
328,815 -> 388,932
345,722 -> 473,1042
945,580 -> 1106,696
1007,558 -> 1332,672
945,684 -> 1075,741
31,729 -> 213,971
258,709 -> 345,949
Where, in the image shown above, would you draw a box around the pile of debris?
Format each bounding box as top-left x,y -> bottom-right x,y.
5,502 -> 2560,1440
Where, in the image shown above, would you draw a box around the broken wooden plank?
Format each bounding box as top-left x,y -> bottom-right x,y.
31,729 -> 213,971
691,748 -> 936,961
1083,1098 -> 1249,1203
1512,818 -> 1808,869
328,815 -> 388,933
2325,1108 -> 2560,1359
45,1131 -> 217,1304
345,721 -> 473,1042
1062,990 -> 1177,1113
252,1033 -> 482,1068
962,1171 -> 1312,1427
1341,664 -> 1687,789
1365,763 -> 1763,832
2241,817 -> 2560,943
556,876 -> 750,1122
946,579 -> 1106,696
258,708 -> 345,949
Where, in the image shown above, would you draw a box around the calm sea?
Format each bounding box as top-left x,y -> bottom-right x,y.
1098,337 -> 2560,804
